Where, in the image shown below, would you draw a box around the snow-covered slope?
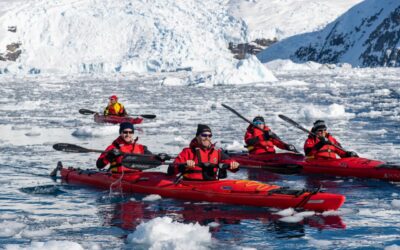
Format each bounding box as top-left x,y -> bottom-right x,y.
228,0 -> 361,41
0,0 -> 250,76
258,0 -> 400,67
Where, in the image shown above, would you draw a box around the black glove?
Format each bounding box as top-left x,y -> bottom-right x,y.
345,151 -> 358,158
286,144 -> 299,153
263,130 -> 272,140
155,153 -> 171,162
106,148 -> 122,161
315,137 -> 331,150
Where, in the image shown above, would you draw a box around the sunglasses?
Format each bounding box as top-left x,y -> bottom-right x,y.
200,133 -> 212,138
253,121 -> 264,125
122,130 -> 134,134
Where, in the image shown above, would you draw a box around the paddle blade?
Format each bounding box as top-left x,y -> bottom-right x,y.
139,114 -> 156,119
79,109 -> 97,115
53,143 -> 96,153
121,155 -> 163,168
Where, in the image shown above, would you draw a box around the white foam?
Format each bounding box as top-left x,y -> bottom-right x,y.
127,217 -> 211,250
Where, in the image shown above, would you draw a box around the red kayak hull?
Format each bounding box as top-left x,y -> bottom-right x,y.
230,153 -> 400,182
60,167 -> 345,211
94,114 -> 143,124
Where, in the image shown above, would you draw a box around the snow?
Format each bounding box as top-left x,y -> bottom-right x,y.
127,217 -> 211,250
228,0 -> 362,41
0,0 -> 278,86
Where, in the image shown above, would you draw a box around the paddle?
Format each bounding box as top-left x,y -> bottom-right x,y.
221,103 -> 300,153
78,109 -> 156,119
278,114 -> 350,153
52,143 -> 171,168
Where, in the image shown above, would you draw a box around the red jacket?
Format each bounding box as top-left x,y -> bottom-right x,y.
244,125 -> 287,154
171,138 -> 237,180
96,136 -> 149,172
304,134 -> 347,159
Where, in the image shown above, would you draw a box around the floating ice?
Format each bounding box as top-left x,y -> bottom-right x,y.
142,194 -> 162,201
127,217 -> 211,250
3,241 -> 85,250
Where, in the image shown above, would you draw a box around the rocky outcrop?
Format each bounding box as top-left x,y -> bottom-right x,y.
229,38 -> 277,59
0,42 -> 22,62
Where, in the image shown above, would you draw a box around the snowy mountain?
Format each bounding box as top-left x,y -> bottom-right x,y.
0,0 -> 362,79
258,0 -> 400,67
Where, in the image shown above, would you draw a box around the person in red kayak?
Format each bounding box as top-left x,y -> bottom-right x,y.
304,120 -> 358,159
96,122 -> 152,172
245,116 -> 298,155
168,124 -> 240,180
104,95 -> 127,116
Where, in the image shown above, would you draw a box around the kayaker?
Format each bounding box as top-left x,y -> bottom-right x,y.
244,116 -> 298,155
168,124 -> 240,180
104,95 -> 127,116
96,122 -> 152,172
304,120 -> 358,159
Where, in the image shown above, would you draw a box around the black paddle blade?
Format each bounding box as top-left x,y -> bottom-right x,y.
79,109 -> 97,115
121,155 -> 163,168
139,114 -> 156,119
53,143 -> 94,153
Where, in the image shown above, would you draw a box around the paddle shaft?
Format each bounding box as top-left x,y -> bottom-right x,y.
79,109 -> 155,119
221,103 -> 290,147
278,114 -> 349,152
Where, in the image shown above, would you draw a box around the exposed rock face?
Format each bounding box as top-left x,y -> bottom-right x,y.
258,0 -> 400,67
229,38 -> 277,59
0,42 -> 22,62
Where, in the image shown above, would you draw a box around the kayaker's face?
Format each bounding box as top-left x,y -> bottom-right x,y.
197,133 -> 212,148
109,98 -> 117,105
121,129 -> 134,143
253,121 -> 265,130
316,129 -> 327,137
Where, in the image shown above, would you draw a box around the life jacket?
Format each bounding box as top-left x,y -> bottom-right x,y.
174,138 -> 221,180
109,136 -> 145,173
104,102 -> 125,116
304,134 -> 345,159
244,125 -> 281,154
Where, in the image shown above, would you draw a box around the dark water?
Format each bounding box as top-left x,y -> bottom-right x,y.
0,68 -> 399,249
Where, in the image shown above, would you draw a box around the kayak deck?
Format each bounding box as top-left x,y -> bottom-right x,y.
229,152 -> 400,182
59,165 -> 345,212
94,114 -> 143,124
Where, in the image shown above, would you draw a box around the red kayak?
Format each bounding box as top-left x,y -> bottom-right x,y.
94,114 -> 143,124
57,163 -> 345,212
228,152 -> 400,182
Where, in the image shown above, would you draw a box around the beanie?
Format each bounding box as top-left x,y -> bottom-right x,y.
312,120 -> 327,131
196,124 -> 212,136
119,122 -> 134,134
252,116 -> 265,123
